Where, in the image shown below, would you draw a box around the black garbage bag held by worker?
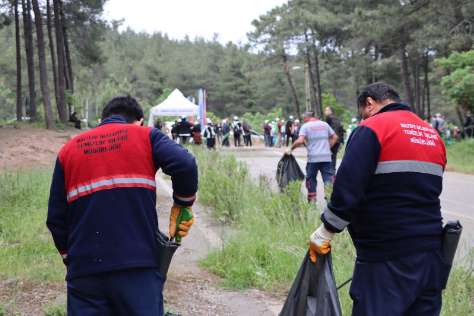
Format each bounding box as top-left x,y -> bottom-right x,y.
279,250 -> 342,316
47,94 -> 198,316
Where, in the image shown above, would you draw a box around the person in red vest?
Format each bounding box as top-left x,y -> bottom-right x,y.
310,83 -> 449,316
47,94 -> 198,316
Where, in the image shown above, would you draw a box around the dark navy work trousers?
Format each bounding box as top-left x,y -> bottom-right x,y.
67,268 -> 166,316
350,249 -> 451,316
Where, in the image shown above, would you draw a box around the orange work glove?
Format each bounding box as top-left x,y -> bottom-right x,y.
285,148 -> 293,156
169,205 -> 194,243
309,224 -> 335,263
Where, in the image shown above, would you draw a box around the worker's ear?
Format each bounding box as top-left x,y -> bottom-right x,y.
133,118 -> 144,126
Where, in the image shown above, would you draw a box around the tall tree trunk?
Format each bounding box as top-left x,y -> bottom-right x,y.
373,45 -> 378,82
14,0 -> 22,122
22,0 -> 37,122
422,51 -> 429,119
426,61 -> 431,120
282,52 -> 301,120
365,44 -> 372,85
53,0 -> 67,125
313,48 -> 323,118
32,0 -> 56,130
449,0 -> 472,51
414,50 -> 421,116
58,0 -> 73,95
46,0 -> 59,108
399,28 -> 414,109
304,32 -> 318,112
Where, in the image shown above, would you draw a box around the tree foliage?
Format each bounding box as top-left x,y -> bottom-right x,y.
436,48 -> 474,112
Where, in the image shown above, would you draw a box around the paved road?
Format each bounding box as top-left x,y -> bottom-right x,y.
224,146 -> 474,263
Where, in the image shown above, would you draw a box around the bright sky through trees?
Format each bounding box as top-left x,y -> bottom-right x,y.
104,0 -> 287,44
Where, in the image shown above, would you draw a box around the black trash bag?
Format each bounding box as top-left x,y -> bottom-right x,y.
277,154 -> 305,191
279,250 -> 342,316
155,229 -> 180,277
164,313 -> 181,316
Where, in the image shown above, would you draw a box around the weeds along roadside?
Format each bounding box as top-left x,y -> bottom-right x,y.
190,147 -> 474,315
0,167 -> 65,282
444,139 -> 474,174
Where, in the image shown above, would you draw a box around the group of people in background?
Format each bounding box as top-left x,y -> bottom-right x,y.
264,107 -> 347,175
428,112 -> 474,141
263,116 -> 302,148
153,108 -> 473,156
155,115 -> 256,150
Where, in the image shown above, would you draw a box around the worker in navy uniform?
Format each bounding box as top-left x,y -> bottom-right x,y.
47,95 -> 198,316
309,83 -> 450,316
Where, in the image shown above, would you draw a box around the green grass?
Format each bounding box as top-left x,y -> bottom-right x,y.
445,139 -> 474,174
0,168 -> 65,281
42,303 -> 66,316
192,147 -> 474,315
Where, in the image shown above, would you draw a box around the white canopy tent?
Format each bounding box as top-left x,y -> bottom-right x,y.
147,89 -> 199,127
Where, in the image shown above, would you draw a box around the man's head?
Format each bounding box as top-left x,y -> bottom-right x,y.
303,110 -> 315,123
72,111 -> 78,117
357,83 -> 401,120
102,95 -> 144,125
325,107 -> 334,116
289,115 -> 294,121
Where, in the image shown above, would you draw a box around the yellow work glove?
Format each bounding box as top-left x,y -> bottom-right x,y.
169,205 -> 194,243
309,224 -> 335,263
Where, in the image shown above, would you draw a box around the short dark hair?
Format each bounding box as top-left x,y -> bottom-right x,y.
327,106 -> 334,114
357,82 -> 401,107
101,94 -> 144,124
303,110 -> 315,118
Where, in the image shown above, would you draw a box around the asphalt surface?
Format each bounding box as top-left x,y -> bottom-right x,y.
223,145 -> 474,263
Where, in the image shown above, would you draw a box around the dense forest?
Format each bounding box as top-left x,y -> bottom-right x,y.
0,0 -> 473,128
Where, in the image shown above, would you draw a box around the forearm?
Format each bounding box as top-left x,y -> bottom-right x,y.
329,136 -> 338,148
290,137 -> 304,150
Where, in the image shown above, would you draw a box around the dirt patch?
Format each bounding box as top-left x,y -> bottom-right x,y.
0,125 -> 84,170
0,279 -> 66,315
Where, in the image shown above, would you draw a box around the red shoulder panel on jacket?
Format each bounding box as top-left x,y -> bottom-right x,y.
360,111 -> 446,168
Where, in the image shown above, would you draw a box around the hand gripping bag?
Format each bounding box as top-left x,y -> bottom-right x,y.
277,154 -> 305,191
279,250 -> 342,316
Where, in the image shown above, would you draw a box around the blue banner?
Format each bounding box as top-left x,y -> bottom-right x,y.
198,89 -> 204,129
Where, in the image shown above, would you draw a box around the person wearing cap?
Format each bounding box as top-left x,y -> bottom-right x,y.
292,119 -> 301,143
309,83 -> 449,316
232,116 -> 242,147
215,119 -> 223,145
271,121 -> 276,146
203,118 -> 216,149
286,116 -> 294,147
192,121 -> 202,145
263,120 -> 272,147
286,110 -> 337,202
178,115 -> 193,144
275,118 -> 283,148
